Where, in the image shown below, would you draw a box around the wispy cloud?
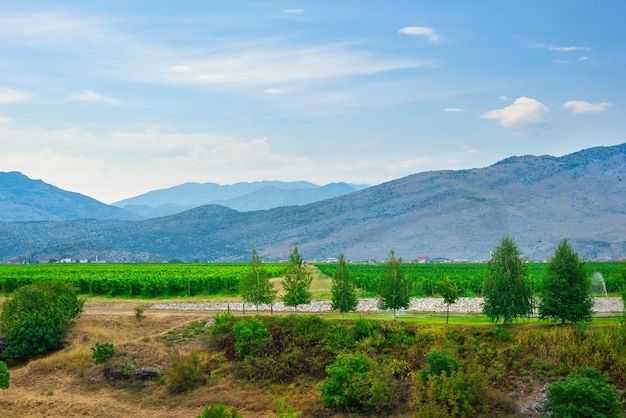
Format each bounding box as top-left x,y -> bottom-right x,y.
0,87 -> 31,104
398,26 -> 440,42
264,88 -> 283,94
283,9 -> 304,14
444,107 -> 465,112
531,43 -> 591,52
147,43 -> 431,87
480,97 -> 549,128
0,117 -> 11,124
69,90 -> 122,105
563,100 -> 612,114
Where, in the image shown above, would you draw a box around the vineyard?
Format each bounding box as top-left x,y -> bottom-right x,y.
0,263 -> 286,298
314,261 -> 626,297
0,261 -> 623,299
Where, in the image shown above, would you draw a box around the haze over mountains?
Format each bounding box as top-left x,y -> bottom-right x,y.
112,181 -> 369,217
0,143 -> 625,263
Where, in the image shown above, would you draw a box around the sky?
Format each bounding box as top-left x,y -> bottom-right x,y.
0,1 -> 624,203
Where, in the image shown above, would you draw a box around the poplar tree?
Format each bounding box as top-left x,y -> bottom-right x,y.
438,276 -> 460,324
240,248 -> 277,315
331,254 -> 358,320
482,237 -> 534,324
378,250 -> 410,319
539,239 -> 593,324
282,247 -> 313,313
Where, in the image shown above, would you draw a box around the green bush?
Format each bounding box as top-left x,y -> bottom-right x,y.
165,349 -> 209,394
419,351 -> 460,382
91,342 -> 115,367
197,402 -> 242,418
0,281 -> 84,358
0,361 -> 9,389
321,351 -> 398,413
412,360 -> 490,417
232,318 -> 269,359
543,367 -> 622,417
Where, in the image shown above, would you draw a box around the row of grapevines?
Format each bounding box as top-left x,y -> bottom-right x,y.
0,263 -> 286,298
314,261 -> 625,297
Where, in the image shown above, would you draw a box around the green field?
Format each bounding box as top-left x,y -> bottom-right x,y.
0,261 -> 623,299
0,263 -> 286,298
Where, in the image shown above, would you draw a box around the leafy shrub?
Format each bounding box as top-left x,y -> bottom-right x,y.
232,318 -> 269,359
412,360 -> 490,417
0,361 -> 9,389
133,304 -> 146,320
165,349 -> 209,393
419,351 -> 460,382
91,342 -> 115,367
321,351 -> 399,413
197,402 -> 242,418
0,281 -> 84,358
543,367 -> 622,417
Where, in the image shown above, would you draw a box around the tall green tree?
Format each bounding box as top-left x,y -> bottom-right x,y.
438,276 -> 460,324
282,247 -> 313,313
539,239 -> 593,324
482,237 -> 534,324
378,250 -> 410,319
240,248 -> 277,315
331,254 -> 358,320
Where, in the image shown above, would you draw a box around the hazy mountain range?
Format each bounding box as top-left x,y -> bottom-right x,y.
0,143 -> 625,263
112,181 -> 369,217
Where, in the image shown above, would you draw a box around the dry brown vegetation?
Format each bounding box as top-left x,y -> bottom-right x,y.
0,299 -> 323,418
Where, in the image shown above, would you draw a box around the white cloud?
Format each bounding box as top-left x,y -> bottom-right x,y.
480,97 -> 549,128
444,107 -> 465,112
283,9 -> 304,14
549,45 -> 590,52
0,117 -> 11,124
264,88 -> 283,94
69,90 -> 122,105
0,87 -> 31,104
531,43 -> 591,52
499,96 -> 511,102
169,65 -> 192,73
563,100 -> 612,114
398,26 -> 440,42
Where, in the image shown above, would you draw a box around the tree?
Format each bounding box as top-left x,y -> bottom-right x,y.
482,237 -> 534,324
539,239 -> 593,324
282,247 -> 313,313
239,248 -> 277,315
0,281 -> 84,358
438,276 -> 460,324
0,361 -> 9,390
543,367 -> 621,417
331,254 -> 358,320
378,250 -> 410,319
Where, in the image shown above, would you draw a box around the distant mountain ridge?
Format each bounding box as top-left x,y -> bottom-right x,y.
0,172 -> 139,223
0,143 -> 625,262
112,181 -> 369,217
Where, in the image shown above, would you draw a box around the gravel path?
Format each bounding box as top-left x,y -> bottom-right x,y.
150,297 -> 624,314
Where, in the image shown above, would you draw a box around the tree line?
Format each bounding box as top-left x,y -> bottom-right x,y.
243,236 -> 606,324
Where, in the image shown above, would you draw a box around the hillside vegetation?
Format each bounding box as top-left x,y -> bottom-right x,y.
1,302 -> 625,417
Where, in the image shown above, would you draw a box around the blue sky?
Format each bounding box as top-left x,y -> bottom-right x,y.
0,1 -> 624,203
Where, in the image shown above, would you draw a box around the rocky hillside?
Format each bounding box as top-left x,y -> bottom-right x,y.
0,172 -> 139,223
0,143 -> 625,262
